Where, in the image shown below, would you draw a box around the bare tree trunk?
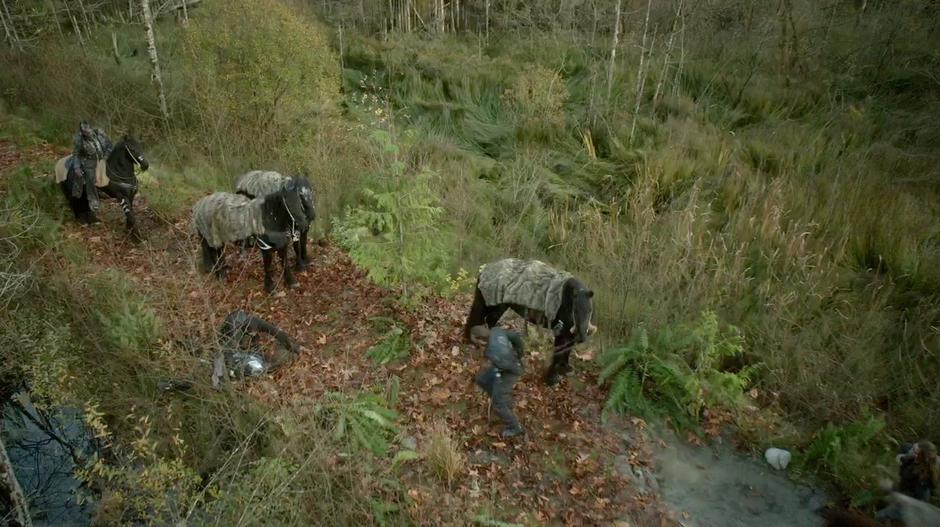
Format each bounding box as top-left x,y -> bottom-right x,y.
672,8 -> 685,96
0,435 -> 32,527
652,0 -> 682,112
111,31 -> 121,64
606,0 -> 622,101
630,0 -> 652,144
484,0 -> 489,42
0,0 -> 22,51
46,0 -> 65,40
76,0 -> 92,34
438,0 -> 444,34
64,0 -> 84,46
140,0 -> 170,123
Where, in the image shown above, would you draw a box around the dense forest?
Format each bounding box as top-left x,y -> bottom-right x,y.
0,0 -> 938,525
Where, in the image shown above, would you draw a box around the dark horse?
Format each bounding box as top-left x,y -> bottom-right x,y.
464,260 -> 597,386
235,173 -> 316,270
193,185 -> 306,293
56,134 -> 149,240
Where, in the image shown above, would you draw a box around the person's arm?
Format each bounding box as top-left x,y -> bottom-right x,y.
507,330 -> 524,356
73,134 -> 83,157
494,331 -> 523,375
245,315 -> 299,354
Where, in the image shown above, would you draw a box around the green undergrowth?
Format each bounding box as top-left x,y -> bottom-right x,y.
0,121 -> 413,525
366,317 -> 412,366
1,0 -> 939,510
598,311 -> 755,432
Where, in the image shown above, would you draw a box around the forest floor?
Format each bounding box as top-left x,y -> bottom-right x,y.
1,138 -> 681,525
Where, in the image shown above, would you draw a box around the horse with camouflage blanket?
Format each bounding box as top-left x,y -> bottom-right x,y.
192,183 -> 306,293
235,170 -> 316,270
464,258 -> 597,385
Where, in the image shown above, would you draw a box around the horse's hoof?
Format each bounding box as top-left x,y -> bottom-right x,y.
288,281 -> 300,289
545,374 -> 561,386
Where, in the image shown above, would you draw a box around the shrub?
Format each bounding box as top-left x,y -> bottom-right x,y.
423,420 -> 465,489
184,0 -> 340,157
502,65 -> 569,141
792,413 -> 891,502
313,391 -> 399,456
332,130 -> 454,294
598,311 -> 755,430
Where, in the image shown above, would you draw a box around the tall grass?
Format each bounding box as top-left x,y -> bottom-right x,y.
1,0 -> 938,505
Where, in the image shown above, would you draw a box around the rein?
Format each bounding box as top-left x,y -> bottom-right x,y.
125,143 -> 143,170
254,195 -> 297,251
281,196 -> 298,241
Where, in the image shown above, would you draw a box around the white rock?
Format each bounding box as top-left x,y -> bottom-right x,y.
765,447 -> 792,470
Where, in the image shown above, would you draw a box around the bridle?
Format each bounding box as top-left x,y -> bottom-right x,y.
255,196 -> 299,251
282,196 -> 299,242
125,143 -> 144,170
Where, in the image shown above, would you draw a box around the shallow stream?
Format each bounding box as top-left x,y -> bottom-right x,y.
652,426 -> 827,527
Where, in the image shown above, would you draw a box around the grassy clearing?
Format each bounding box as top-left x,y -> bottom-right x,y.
1,0 -> 939,511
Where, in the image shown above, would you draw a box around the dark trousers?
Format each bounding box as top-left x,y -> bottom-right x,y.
476,366 -> 520,430
72,157 -> 100,211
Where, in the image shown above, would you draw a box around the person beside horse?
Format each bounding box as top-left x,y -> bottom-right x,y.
471,325 -> 525,438
55,121 -> 149,239
464,258 -> 597,385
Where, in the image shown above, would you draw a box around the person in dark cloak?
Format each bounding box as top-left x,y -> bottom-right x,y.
875,440 -> 940,522
69,121 -> 113,219
471,325 -> 525,438
212,310 -> 300,386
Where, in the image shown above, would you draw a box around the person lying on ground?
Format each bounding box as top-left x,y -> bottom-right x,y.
212,310 -> 300,386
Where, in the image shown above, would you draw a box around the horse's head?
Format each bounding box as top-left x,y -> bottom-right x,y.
570,279 -> 596,344
289,175 -> 316,224
121,133 -> 149,172
275,181 -> 307,241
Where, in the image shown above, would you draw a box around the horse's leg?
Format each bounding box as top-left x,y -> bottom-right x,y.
200,238 -> 215,274
484,305 -> 509,329
262,248 -> 276,293
121,191 -> 141,242
280,245 -> 299,288
61,183 -> 86,223
293,228 -> 308,271
213,245 -> 227,278
464,285 -> 488,341
546,332 -> 576,386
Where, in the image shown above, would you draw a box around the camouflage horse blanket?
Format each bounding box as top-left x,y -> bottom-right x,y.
477,258 -> 573,325
192,192 -> 265,249
235,170 -> 289,197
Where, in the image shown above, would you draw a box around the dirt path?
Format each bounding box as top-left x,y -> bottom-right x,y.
2,140 -> 681,525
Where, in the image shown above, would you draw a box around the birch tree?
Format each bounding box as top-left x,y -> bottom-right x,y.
0,0 -> 22,51
140,0 -> 170,123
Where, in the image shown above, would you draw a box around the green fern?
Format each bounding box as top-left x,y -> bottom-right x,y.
332,159 -> 453,294
315,391 -> 399,456
598,310 -> 755,429
794,412 -> 888,492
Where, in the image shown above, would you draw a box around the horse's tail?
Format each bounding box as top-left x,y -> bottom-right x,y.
464,279 -> 486,342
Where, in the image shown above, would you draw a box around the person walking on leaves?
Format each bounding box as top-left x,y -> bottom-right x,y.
71,120 -> 113,221
471,325 -> 525,438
